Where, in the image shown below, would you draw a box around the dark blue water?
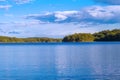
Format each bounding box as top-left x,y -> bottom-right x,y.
0,42 -> 120,80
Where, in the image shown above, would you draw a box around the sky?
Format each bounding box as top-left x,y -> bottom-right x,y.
0,0 -> 120,38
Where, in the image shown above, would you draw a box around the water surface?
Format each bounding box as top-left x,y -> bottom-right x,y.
0,42 -> 120,80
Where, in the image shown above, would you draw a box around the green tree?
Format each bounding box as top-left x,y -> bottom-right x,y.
62,33 -> 94,42
93,29 -> 120,41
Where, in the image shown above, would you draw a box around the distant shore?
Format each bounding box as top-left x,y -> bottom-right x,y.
0,29 -> 120,43
0,42 -> 120,45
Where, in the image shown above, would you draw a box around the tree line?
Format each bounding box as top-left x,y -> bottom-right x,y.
0,37 -> 62,43
0,29 -> 119,42
63,29 -> 120,42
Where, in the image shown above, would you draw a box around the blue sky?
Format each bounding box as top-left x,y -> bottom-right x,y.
0,0 -> 120,38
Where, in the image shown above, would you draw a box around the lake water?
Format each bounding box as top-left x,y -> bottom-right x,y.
0,42 -> 120,80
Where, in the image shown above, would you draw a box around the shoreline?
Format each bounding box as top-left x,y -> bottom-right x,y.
0,42 -> 120,45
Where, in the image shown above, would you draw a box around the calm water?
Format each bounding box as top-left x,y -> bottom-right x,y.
0,42 -> 120,80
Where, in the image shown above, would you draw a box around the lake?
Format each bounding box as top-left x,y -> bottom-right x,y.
0,42 -> 120,80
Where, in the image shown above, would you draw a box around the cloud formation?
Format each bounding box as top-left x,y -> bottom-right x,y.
0,0 -> 34,4
0,0 -> 34,10
1,0 -> 120,38
14,0 -> 33,4
26,6 -> 120,24
94,0 -> 120,5
0,5 -> 12,9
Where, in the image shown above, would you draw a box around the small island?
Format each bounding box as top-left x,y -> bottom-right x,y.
0,29 -> 119,43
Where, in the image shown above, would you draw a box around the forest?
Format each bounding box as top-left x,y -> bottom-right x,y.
0,29 -> 119,43
63,29 -> 120,42
0,37 -> 62,43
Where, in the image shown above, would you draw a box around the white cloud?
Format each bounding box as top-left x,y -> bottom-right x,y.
94,0 -> 120,5
26,11 -> 81,23
0,5 -> 120,37
0,0 -> 34,5
26,5 -> 120,24
55,11 -> 78,21
0,21 -> 119,38
14,0 -> 34,4
0,5 -> 12,9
